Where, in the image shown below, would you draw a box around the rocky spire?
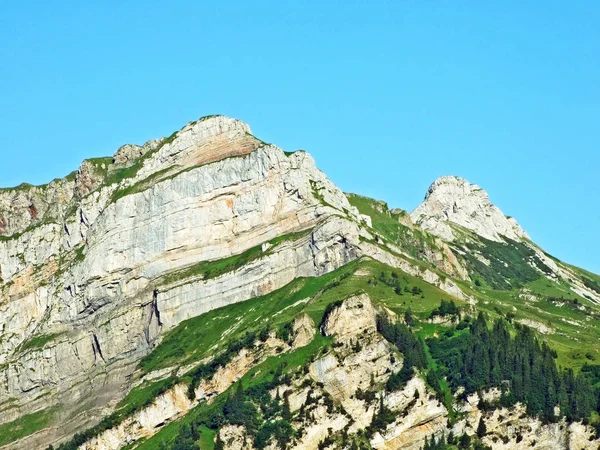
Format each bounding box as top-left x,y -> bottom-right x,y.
410,175 -> 529,242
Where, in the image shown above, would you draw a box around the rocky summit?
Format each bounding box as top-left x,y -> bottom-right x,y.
1,116 -> 600,450
410,176 -> 529,243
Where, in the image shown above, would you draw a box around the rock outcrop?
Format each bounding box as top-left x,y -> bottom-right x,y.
410,176 -> 529,243
451,391 -> 600,450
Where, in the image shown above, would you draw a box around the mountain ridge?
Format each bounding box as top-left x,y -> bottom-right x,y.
0,115 -> 599,450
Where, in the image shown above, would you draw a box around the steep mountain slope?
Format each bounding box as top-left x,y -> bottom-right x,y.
408,176 -> 600,367
0,116 -> 458,449
0,116 -> 599,450
410,176 -> 598,302
0,116 -> 358,448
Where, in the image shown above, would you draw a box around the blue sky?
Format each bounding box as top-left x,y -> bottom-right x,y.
0,1 -> 598,274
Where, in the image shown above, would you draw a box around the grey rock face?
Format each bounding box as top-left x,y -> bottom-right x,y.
112,139 -> 162,168
410,176 -> 529,242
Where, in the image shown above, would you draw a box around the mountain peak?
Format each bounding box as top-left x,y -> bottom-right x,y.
112,114 -> 250,161
111,114 -> 259,185
410,175 -> 529,242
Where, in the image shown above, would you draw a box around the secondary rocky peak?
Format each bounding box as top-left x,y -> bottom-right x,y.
410,175 -> 529,242
112,140 -> 163,167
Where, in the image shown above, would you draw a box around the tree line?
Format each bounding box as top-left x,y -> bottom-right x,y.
428,313 -> 599,423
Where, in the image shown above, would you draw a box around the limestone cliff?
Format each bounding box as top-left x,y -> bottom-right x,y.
0,116 -> 364,448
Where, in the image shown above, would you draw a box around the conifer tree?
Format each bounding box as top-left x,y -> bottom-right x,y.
477,417 -> 487,438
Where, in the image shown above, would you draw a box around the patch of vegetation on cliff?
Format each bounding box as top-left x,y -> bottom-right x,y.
109,167 -> 173,203
109,142 -> 270,204
568,264 -> 600,286
458,235 -> 551,290
309,180 -> 331,206
198,114 -> 222,122
377,315 -> 427,385
104,160 -> 145,186
582,276 -> 600,295
0,175 -> 74,193
0,406 -> 57,446
158,228 -> 314,288
0,182 -> 39,193
18,333 -> 62,353
85,156 -> 113,177
102,129 -> 179,193
115,376 -> 179,414
64,170 -> 78,181
0,219 -> 59,242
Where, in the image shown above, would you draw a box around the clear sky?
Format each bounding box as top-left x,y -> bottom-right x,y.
0,1 -> 598,274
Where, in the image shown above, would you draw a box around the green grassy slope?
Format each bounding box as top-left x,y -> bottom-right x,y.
347,193 -> 600,370
0,407 -> 57,447
116,257 -> 464,450
346,193 -> 440,261
56,257 -> 464,450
